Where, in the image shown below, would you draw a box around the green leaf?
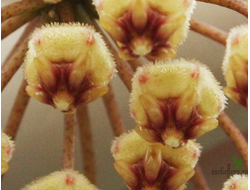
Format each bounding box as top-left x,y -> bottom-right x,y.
239,158 -> 242,164
232,156 -> 238,163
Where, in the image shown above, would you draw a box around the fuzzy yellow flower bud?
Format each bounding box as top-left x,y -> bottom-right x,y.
24,23 -> 116,113
94,0 -> 195,60
22,170 -> 100,190
222,25 -> 248,108
1,132 -> 14,175
111,130 -> 201,190
130,59 -> 226,147
222,175 -> 248,190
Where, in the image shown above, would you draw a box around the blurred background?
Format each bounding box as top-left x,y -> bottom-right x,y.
1,1 -> 248,190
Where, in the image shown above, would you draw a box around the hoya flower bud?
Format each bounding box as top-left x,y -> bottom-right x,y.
222,175 -> 248,190
222,25 -> 248,108
1,132 -> 14,175
94,0 -> 195,60
111,130 -> 201,190
24,23 -> 116,113
22,170 -> 100,190
130,59 -> 226,147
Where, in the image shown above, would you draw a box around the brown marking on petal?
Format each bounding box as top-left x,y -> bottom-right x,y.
142,98 -> 204,146
230,183 -> 236,189
35,38 -> 41,46
115,7 -> 169,58
65,174 -> 75,185
232,35 -> 240,46
6,145 -> 12,156
86,31 -> 95,45
139,73 -> 148,84
129,159 -> 177,189
191,67 -> 200,79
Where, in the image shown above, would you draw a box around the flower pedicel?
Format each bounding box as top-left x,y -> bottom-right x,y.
1,132 -> 15,175
94,0 -> 196,60
130,59 -> 226,147
22,170 -> 100,190
112,130 -> 201,190
24,23 -> 116,113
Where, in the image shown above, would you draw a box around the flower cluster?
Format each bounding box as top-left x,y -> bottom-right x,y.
222,175 -> 248,190
24,23 -> 116,113
130,59 -> 226,147
94,0 -> 195,60
22,170 -> 99,190
1,132 -> 14,175
222,25 -> 248,108
112,130 -> 201,190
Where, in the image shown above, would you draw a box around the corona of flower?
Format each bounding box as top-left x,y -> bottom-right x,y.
22,170 -> 100,190
222,25 -> 248,108
111,130 -> 201,190
94,0 -> 195,60
24,23 -> 116,113
222,175 -> 248,190
1,132 -> 14,175
130,59 -> 226,147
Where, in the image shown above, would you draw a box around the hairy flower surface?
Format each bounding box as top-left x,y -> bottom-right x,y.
24,23 -> 116,113
130,59 -> 226,147
222,175 -> 248,190
222,25 -> 248,108
22,170 -> 100,190
111,130 -> 201,190
1,132 -> 14,175
94,0 -> 195,60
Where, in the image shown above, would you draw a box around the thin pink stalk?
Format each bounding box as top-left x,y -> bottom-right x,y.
218,111 -> 248,167
90,20 -> 134,91
1,11 -> 38,39
4,80 -> 30,140
1,17 -> 40,91
190,18 -> 228,46
192,165 -> 211,190
197,0 -> 248,17
3,18 -> 39,66
1,0 -> 46,22
58,1 -> 75,22
102,84 -> 126,136
128,60 -> 143,71
63,113 -> 75,170
76,104 -> 96,184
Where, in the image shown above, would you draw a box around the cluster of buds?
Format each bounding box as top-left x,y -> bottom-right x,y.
130,59 -> 226,147
111,130 -> 201,190
22,170 -> 100,190
1,132 -> 14,175
222,175 -> 248,190
94,0 -> 196,60
24,23 -> 116,113
222,25 -> 248,108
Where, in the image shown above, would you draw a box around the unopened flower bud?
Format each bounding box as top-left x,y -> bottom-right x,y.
222,175 -> 248,190
111,130 -> 201,190
22,170 -> 100,190
24,23 -> 116,113
222,25 -> 248,108
1,132 -> 14,175
94,0 -> 195,60
130,59 -> 226,147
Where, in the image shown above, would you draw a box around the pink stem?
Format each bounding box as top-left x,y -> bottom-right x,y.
1,11 -> 38,39
63,113 -> 75,170
218,111 -> 248,167
102,84 -> 126,136
192,165 -> 211,190
76,104 -> 96,184
1,18 -> 40,91
1,0 -> 46,22
197,0 -> 248,17
190,18 -> 228,46
4,80 -> 30,140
